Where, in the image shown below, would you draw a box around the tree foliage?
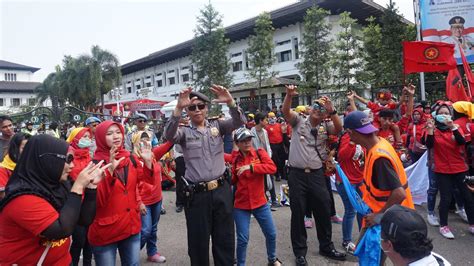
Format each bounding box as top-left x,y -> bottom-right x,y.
359,16 -> 383,87
191,4 -> 233,97
298,7 -> 332,94
330,11 -> 361,90
246,12 -> 275,108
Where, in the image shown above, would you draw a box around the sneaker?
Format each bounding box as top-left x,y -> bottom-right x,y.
427,213 -> 440,227
160,208 -> 166,215
456,208 -> 469,223
469,225 -> 474,235
147,253 -> 166,263
304,219 -> 313,229
331,215 -> 343,224
439,226 -> 455,239
268,258 -> 282,266
271,201 -> 282,208
175,205 -> 184,213
342,241 -> 356,255
295,256 -> 308,266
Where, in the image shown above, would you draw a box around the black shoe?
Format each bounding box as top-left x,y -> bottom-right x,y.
319,248 -> 346,261
268,258 -> 282,266
295,256 -> 307,266
160,208 -> 166,215
175,205 -> 184,213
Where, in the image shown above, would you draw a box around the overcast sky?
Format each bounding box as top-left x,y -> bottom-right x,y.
0,0 -> 415,82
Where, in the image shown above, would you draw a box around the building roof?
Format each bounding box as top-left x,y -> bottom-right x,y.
0,60 -> 40,73
121,0 -> 410,75
0,81 -> 41,93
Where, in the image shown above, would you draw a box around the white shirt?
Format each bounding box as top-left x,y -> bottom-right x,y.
409,252 -> 450,266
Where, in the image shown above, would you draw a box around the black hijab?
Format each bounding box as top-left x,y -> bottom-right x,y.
0,134 -> 70,212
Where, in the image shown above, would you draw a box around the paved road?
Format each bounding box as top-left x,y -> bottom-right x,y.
100,180 -> 473,265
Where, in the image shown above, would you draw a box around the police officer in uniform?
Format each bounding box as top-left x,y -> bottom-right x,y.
442,16 -> 474,58
164,85 -> 245,265
282,85 -> 346,265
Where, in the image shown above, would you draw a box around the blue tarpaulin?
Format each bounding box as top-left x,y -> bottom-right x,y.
335,161 -> 381,265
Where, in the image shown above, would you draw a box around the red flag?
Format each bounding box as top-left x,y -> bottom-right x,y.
403,41 -> 457,74
459,46 -> 474,97
446,67 -> 469,102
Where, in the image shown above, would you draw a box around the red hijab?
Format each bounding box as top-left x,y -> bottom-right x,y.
93,120 -> 130,169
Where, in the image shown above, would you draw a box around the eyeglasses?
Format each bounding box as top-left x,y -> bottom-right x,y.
137,119 -> 146,123
187,104 -> 206,111
39,153 -> 74,164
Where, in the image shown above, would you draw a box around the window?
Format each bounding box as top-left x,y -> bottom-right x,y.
136,85 -> 141,90
127,87 -> 132,93
146,75 -> 151,79
231,52 -> 242,58
145,82 -> 151,87
0,99 -> 4,106
294,38 -> 299,59
14,74 -> 16,81
232,61 -> 243,72
156,73 -> 162,77
28,98 -> 36,106
278,50 -> 292,62
181,66 -> 189,70
11,98 -> 20,106
157,80 -> 163,87
277,40 -> 291,46
168,70 -> 175,73
168,77 -> 175,85
182,74 -> 190,82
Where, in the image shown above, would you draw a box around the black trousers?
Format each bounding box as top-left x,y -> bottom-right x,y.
436,171 -> 474,226
270,142 -> 287,180
184,180 -> 235,266
288,168 -> 334,257
70,225 -> 92,266
305,175 -> 336,218
175,156 -> 186,207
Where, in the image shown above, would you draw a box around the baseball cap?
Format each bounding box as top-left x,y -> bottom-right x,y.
85,116 -> 101,126
344,111 -> 378,134
295,106 -> 306,114
268,112 -> 276,118
234,127 -> 254,142
380,205 -> 427,243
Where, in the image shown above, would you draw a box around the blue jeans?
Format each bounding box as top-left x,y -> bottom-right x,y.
234,204 -> 277,265
91,233 -> 140,266
140,200 -> 162,257
335,182 -> 363,242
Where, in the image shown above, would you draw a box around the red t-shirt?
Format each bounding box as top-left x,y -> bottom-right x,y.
265,123 -> 283,144
378,128 -> 396,147
335,134 -> 364,184
0,195 -> 71,265
0,167 -> 12,191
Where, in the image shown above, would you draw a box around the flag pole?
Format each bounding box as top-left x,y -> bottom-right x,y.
413,0 -> 426,101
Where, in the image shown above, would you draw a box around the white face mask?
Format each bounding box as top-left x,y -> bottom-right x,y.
380,240 -> 391,253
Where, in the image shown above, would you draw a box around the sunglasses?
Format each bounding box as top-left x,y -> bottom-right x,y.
187,104 -> 206,111
39,153 -> 74,164
137,119 -> 146,123
312,103 -> 326,112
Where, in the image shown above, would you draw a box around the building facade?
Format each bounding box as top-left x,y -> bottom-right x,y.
0,60 -> 51,113
107,0 -> 392,109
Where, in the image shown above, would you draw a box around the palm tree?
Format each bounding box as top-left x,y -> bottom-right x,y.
35,69 -> 65,120
89,45 -> 121,112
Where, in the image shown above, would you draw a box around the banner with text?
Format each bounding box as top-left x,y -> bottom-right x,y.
420,0 -> 474,64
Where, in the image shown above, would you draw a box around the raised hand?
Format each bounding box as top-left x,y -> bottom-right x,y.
285,85 -> 298,97
139,140 -> 153,163
404,84 -> 416,96
75,160 -> 111,188
346,90 -> 355,101
210,85 -> 233,105
321,96 -> 335,113
176,87 -> 197,110
109,145 -> 126,174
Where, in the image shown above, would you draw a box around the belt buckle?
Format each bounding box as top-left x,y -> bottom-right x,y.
207,180 -> 219,191
304,168 -> 311,173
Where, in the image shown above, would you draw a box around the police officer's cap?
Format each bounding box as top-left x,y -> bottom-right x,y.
135,113 -> 148,121
449,16 -> 465,26
190,91 -> 210,103
234,127 -> 254,142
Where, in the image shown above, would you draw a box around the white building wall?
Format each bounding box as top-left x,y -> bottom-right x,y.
107,14 -> 351,106
0,70 -> 33,81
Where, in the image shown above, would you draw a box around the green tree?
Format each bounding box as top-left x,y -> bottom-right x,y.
246,12 -> 275,109
359,16 -> 383,87
330,11 -> 361,90
298,7 -> 332,94
191,3 -> 233,97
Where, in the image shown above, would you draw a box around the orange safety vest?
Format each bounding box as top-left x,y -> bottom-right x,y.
362,138 -> 414,213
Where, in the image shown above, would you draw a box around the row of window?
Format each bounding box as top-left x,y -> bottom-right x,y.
0,98 -> 36,107
125,73 -> 191,94
4,73 -> 17,81
231,49 -> 296,73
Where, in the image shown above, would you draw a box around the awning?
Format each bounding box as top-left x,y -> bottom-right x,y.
103,99 -> 168,112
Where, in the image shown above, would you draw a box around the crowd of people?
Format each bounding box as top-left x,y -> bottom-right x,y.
0,83 -> 473,265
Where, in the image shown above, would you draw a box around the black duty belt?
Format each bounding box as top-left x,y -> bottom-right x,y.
289,167 -> 321,173
193,176 -> 226,193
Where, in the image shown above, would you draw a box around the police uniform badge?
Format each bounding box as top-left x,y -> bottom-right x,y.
210,127 -> 220,137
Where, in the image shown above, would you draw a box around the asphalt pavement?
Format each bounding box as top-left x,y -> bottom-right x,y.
132,179 -> 473,265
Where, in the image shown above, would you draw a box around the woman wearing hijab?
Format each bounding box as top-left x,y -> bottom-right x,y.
88,120 -> 156,265
66,127 -> 94,266
132,131 -> 173,263
0,132 -> 30,199
425,103 -> 474,238
0,134 -> 107,265
407,106 -> 427,163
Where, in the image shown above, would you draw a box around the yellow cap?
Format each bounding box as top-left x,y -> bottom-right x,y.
268,112 -> 276,117
295,106 -> 306,113
248,113 -> 255,118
